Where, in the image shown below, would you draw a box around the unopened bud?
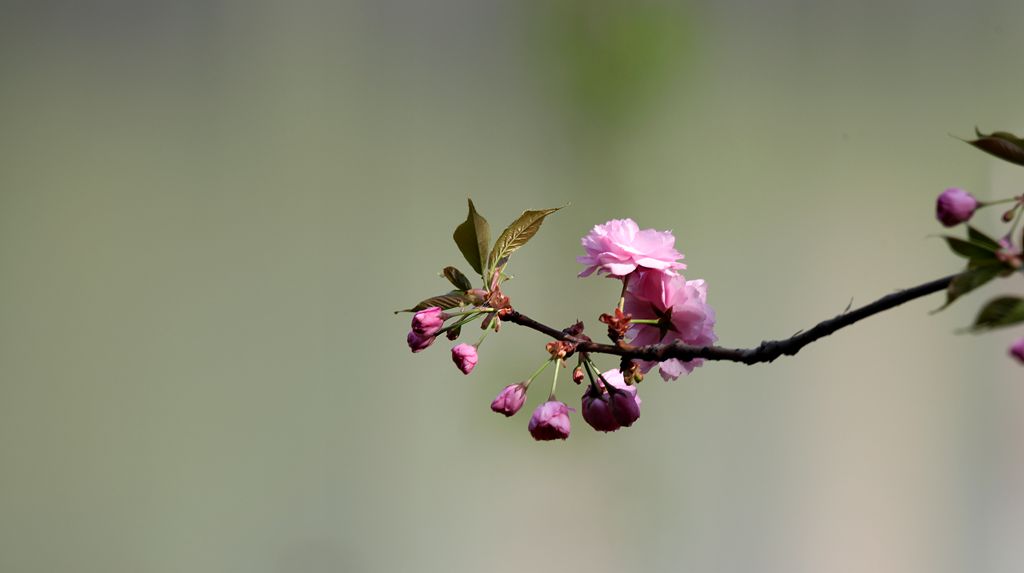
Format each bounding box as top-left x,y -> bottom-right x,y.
1003,208 -> 1017,223
572,367 -> 585,384
491,384 -> 528,417
581,388 -> 619,432
528,401 -> 572,441
407,330 -> 436,353
451,343 -> 479,375
936,188 -> 978,227
609,390 -> 641,427
411,307 -> 447,337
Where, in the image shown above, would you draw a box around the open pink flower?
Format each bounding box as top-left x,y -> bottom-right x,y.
624,270 -> 717,381
577,219 -> 686,278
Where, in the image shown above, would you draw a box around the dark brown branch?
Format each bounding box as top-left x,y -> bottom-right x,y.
505,273 -> 958,365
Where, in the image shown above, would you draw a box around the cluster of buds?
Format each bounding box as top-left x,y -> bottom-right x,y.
580,367 -> 641,433
489,351 -> 645,441
933,181 -> 1024,364
406,306 -> 490,375
484,356 -> 574,441
406,307 -> 447,353
401,204 -> 718,440
399,131 -> 1024,443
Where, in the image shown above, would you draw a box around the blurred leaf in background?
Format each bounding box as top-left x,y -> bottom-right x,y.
534,0 -> 695,135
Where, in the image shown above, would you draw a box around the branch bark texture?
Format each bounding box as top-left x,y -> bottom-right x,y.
505,274 -> 958,365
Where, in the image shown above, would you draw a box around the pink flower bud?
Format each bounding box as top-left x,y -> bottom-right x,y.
528,401 -> 572,441
406,330 -> 435,353
451,343 -> 479,375
581,389 -> 620,432
936,188 -> 978,227
1010,338 -> 1024,364
598,368 -> 641,426
491,384 -> 528,417
411,307 -> 446,337
609,388 -> 641,427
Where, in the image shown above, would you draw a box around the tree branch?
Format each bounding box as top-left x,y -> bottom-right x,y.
504,273 -> 958,365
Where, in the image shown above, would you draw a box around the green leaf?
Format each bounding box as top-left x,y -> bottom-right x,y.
395,291 -> 472,314
441,266 -> 472,291
452,199 -> 491,277
935,265 -> 1003,312
944,236 -> 999,261
971,296 -> 1024,331
967,226 -> 1002,251
487,206 -> 563,273
966,128 -> 1024,167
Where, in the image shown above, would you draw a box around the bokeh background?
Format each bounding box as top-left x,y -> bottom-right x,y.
3,1 -> 1024,571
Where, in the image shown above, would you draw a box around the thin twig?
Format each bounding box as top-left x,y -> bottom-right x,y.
504,273 -> 957,366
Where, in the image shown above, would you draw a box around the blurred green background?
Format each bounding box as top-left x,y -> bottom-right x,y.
3,1 -> 1024,572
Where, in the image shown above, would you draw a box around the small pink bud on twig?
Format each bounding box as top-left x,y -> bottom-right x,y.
407,331 -> 436,353
451,343 -> 479,375
411,307 -> 446,337
490,384 -> 528,417
581,388 -> 619,432
936,188 -> 978,227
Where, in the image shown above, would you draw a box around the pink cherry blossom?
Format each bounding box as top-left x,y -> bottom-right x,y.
491,384 -> 528,416
451,343 -> 479,375
624,270 -> 717,381
528,401 -> 572,441
577,219 -> 686,278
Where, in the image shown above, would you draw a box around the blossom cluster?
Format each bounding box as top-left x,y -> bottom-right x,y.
579,218 -> 718,380
399,128 -> 1024,445
401,202 -> 716,441
934,187 -> 1024,364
